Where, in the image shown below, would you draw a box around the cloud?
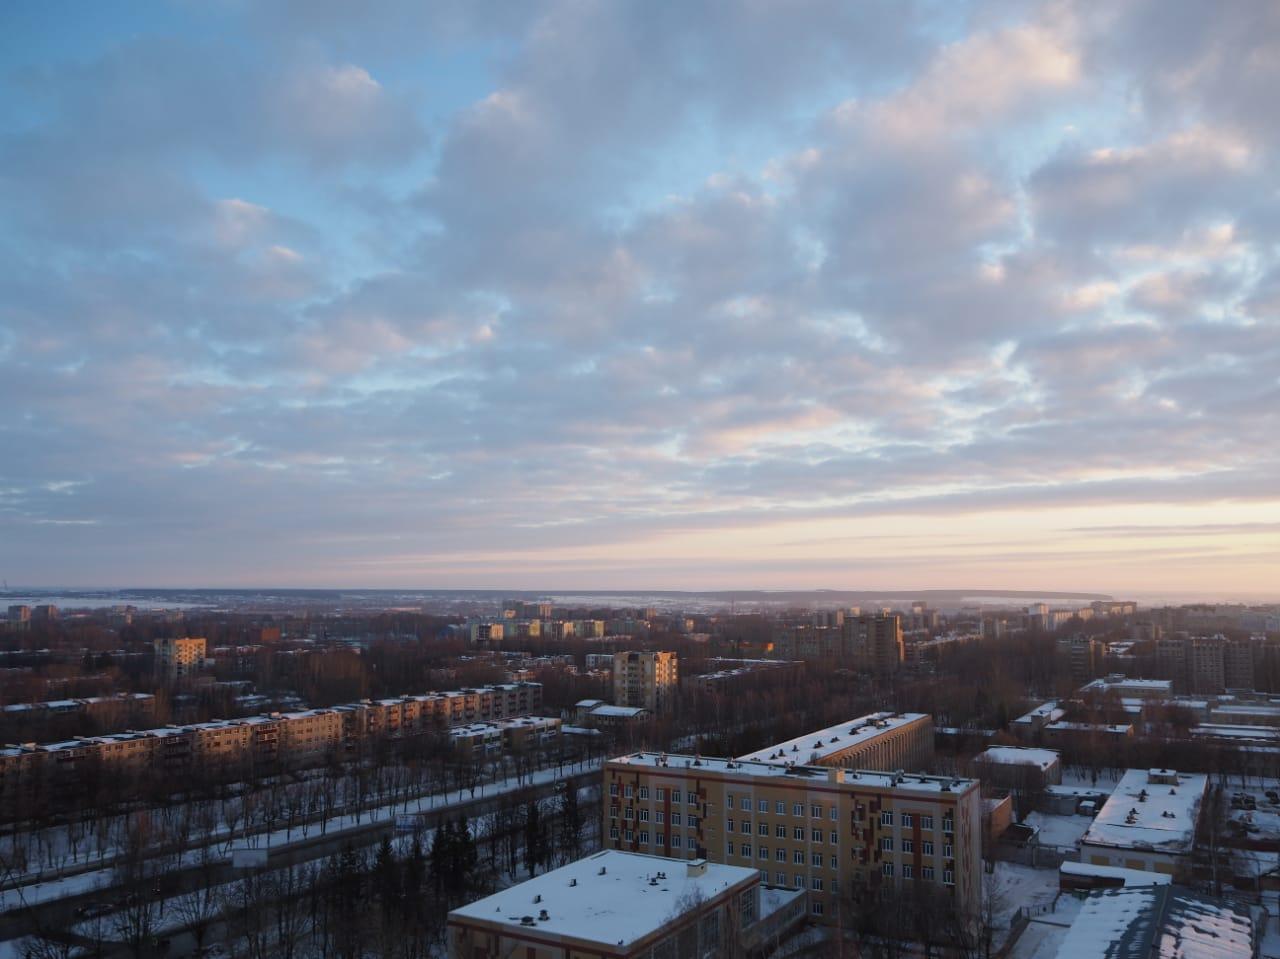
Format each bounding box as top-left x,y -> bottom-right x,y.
1,0 -> 1278,593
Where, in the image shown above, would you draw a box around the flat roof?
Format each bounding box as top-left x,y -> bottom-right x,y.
609,752 -> 976,794
975,747 -> 1060,770
1059,861 -> 1171,886
736,712 -> 929,765
448,851 -> 755,947
1081,768 -> 1208,855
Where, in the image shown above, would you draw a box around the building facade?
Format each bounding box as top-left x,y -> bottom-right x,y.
602,752 -> 982,925
153,637 -> 207,679
613,651 -> 678,713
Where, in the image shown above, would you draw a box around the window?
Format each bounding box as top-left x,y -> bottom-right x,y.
775,848 -> 786,862
639,786 -> 649,799
609,805 -> 618,819
923,866 -> 935,881
689,815 -> 699,828
656,788 -> 665,801
741,797 -> 750,810
903,864 -> 914,879
639,831 -> 649,843
793,827 -> 804,840
880,811 -> 894,826
793,802 -> 804,816
624,808 -> 634,820
671,790 -> 682,803
811,877 -> 824,891
741,821 -> 751,834
943,843 -> 953,859
656,831 -> 666,845
811,852 -> 822,866
812,901 -> 825,916
830,807 -> 838,821
688,793 -> 697,806
758,822 -> 768,835
639,809 -> 650,822
776,824 -> 786,838
922,815 -> 934,830
943,869 -> 954,886
943,817 -> 953,835
625,829 -> 634,841
672,834 -> 682,848
811,829 -> 823,843
901,813 -> 913,828
829,831 -> 838,844
882,862 -> 894,877
625,785 -> 634,798
776,872 -> 787,885
609,826 -> 619,839
881,837 -> 894,851
810,804 -> 822,818
793,849 -> 804,864
796,874 -> 807,889
922,841 -> 934,856
672,813 -> 682,826
776,801 -> 786,814
758,799 -> 768,812
829,854 -> 837,869
727,818 -> 735,832
727,841 -> 735,856
656,811 -> 665,824
726,793 -> 734,808
609,783 -> 619,797
758,846 -> 768,860
741,843 -> 752,858
902,839 -> 914,853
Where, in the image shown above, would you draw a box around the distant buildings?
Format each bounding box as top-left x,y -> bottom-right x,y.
613,651 -> 678,713
774,613 -> 904,675
1156,634 -> 1258,694
153,637 -> 207,679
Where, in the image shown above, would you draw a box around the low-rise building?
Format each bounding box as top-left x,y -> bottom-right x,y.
447,851 -> 798,959
1078,768 -> 1208,878
970,746 -> 1062,791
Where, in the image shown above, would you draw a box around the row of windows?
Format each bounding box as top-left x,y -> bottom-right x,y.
610,783 -> 701,804
610,807 -> 700,828
881,862 -> 954,884
727,821 -> 837,843
879,810 -> 953,832
728,843 -> 841,868
879,837 -> 952,857
610,827 -> 691,848
727,796 -> 838,819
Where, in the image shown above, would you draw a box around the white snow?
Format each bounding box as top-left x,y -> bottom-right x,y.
1081,769 -> 1207,855
976,747 -> 1060,771
448,851 -> 756,947
736,712 -> 929,766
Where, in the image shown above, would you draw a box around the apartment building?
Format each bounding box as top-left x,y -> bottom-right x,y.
613,651 -> 678,713
774,614 -> 904,675
1155,634 -> 1257,695
153,637 -> 207,679
736,712 -> 933,773
603,752 -> 982,925
450,716 -> 561,759
0,682 -> 543,819
1057,635 -> 1105,683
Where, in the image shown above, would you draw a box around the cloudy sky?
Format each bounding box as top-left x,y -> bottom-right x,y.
1,1 -> 1278,596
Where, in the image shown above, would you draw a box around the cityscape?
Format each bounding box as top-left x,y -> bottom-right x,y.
2,1 -> 1279,958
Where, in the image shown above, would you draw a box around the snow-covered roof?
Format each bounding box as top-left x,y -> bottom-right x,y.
736,712 -> 929,765
610,752 -> 977,794
1059,861 -> 1171,887
1081,769 -> 1208,856
974,746 -> 1060,770
1053,886 -> 1253,959
448,851 -> 757,948
1012,701 -> 1064,725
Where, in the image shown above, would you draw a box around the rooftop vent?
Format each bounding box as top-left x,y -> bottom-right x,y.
599,866 -> 607,875
538,909 -> 549,921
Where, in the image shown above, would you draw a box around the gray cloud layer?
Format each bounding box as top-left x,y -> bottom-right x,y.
1,0 -> 1277,587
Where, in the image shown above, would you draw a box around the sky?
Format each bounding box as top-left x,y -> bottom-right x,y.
0,1 -> 1278,597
